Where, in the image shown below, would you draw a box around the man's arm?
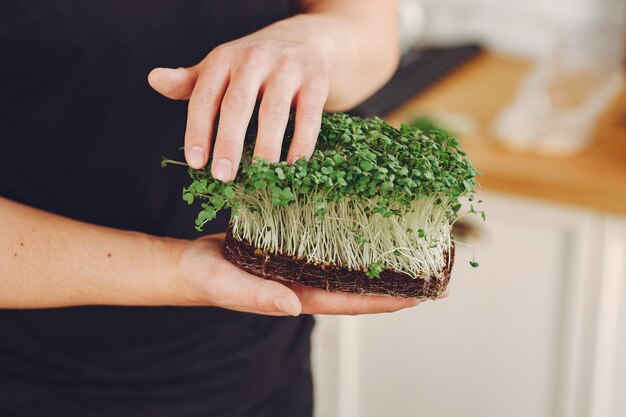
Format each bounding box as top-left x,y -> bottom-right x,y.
0,197 -> 188,308
0,1 -> 418,313
0,197 -> 418,313
296,0 -> 400,110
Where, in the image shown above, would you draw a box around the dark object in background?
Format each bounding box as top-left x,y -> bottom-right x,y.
350,44 -> 483,117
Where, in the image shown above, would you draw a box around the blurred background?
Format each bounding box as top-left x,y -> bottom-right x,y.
311,0 -> 626,416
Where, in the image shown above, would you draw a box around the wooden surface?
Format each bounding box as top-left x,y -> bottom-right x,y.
385,53 -> 626,215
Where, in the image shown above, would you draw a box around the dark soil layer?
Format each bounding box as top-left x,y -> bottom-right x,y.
224,227 -> 454,299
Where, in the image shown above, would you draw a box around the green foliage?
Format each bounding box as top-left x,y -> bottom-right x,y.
366,261 -> 383,279
410,116 -> 453,137
179,112 -> 478,231
167,112 -> 481,273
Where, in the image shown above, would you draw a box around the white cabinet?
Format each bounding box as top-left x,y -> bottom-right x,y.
312,192 -> 625,417
585,217 -> 626,417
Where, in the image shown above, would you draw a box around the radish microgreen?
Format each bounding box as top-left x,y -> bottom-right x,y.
167,113 -> 482,278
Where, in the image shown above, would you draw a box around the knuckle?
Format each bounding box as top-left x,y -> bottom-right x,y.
263,99 -> 290,116
222,90 -> 250,112
203,88 -> 220,103
209,44 -> 233,61
275,55 -> 299,74
192,88 -> 219,107
298,105 -> 322,124
252,291 -> 265,312
242,45 -> 270,66
214,137 -> 240,153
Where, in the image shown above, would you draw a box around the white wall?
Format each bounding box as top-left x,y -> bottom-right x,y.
399,0 -> 626,59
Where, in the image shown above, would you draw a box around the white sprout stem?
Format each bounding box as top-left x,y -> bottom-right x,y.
451,239 -> 476,262
230,188 -> 453,280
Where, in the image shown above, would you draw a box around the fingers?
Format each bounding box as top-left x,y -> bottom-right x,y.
210,67 -> 268,181
254,72 -> 301,163
286,74 -> 328,164
155,45 -> 329,174
148,66 -> 200,100
289,284 -> 420,315
209,266 -> 302,316
184,60 -> 231,170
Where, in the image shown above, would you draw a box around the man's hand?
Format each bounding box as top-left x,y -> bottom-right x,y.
177,234 -> 420,316
148,1 -> 398,182
0,198 -> 425,311
149,15 -> 332,181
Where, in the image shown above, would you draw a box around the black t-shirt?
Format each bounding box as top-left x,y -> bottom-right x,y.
0,2 -> 314,416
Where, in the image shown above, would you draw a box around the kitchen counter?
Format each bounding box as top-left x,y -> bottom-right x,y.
385,53 -> 626,215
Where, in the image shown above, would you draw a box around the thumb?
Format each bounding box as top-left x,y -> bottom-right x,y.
147,66 -> 200,100
210,269 -> 303,316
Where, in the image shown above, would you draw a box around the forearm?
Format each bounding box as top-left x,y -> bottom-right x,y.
0,197 -> 188,308
298,0 -> 399,110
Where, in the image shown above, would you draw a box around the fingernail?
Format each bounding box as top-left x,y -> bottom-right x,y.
188,146 -> 206,169
213,158 -> 232,182
274,297 -> 300,316
287,155 -> 302,165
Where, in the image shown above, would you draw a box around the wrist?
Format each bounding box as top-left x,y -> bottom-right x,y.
150,235 -> 200,306
290,9 -> 399,111
288,13 -> 355,66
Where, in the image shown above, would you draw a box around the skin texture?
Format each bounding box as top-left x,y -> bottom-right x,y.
148,0 -> 400,181
0,198 -> 418,315
0,0 -> 422,316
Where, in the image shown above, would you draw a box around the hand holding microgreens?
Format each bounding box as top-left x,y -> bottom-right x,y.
163,112 -> 483,283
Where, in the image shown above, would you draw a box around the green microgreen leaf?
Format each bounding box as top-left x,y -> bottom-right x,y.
360,160 -> 374,172
164,111 -> 482,282
223,185 -> 236,199
182,192 -> 194,205
366,261 -> 383,279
